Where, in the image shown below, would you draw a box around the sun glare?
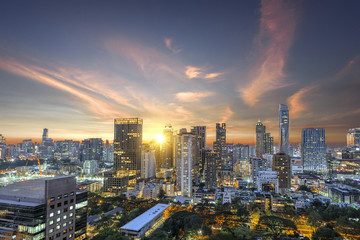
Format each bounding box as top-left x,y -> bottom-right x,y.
155,134 -> 165,143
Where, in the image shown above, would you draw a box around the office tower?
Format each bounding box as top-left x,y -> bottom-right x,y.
251,157 -> 269,187
141,144 -> 156,179
234,144 -> 250,178
279,104 -> 290,154
191,126 -> 206,177
272,153 -> 291,193
213,123 -> 226,154
0,134 -> 5,159
42,128 -> 48,143
161,124 -> 174,169
113,118 -> 143,176
347,128 -> 360,148
265,133 -> 274,154
256,121 -> 266,156
204,150 -> 217,188
301,128 -> 327,172
0,176 -> 87,240
22,139 -> 34,154
175,129 -> 196,197
102,140 -> 113,163
80,138 -> 103,162
83,160 -> 99,176
54,140 -> 80,161
220,144 -> 234,184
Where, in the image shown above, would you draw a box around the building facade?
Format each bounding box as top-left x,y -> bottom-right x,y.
347,128 -> 360,148
301,128 -> 327,172
279,104 -> 290,155
272,153 -> 291,193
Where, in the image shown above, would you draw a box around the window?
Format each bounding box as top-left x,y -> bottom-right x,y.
57,202 -> 62,207
69,226 -> 73,231
49,237 -> 54,240
50,197 -> 55,202
56,233 -> 61,238
49,220 -> 54,225
57,210 -> 61,215
49,212 -> 54,218
63,215 -> 67,220
63,229 -> 67,234
64,200 -> 68,205
57,217 -> 61,222
69,234 -> 72,238
50,204 -> 55,210
64,208 -> 68,213
63,237 -> 67,240
64,193 -> 68,198
57,195 -> 62,200
49,228 -> 54,233
70,192 -> 74,196
63,222 -> 67,227
70,199 -> 74,203
56,225 -> 60,230
69,206 -> 73,210
69,220 -> 73,225
69,213 -> 73,217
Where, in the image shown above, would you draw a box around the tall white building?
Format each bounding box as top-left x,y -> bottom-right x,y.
347,128 -> 360,148
141,146 -> 156,179
175,129 -> 196,197
83,160 -> 98,176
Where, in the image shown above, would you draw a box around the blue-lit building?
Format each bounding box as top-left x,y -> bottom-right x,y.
279,104 -> 290,155
301,128 -> 327,172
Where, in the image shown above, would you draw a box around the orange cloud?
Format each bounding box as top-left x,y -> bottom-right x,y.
287,85 -> 317,118
334,55 -> 360,81
204,72 -> 223,79
220,106 -> 234,123
175,91 -> 215,102
185,66 -> 203,79
164,37 -> 182,54
241,0 -> 298,106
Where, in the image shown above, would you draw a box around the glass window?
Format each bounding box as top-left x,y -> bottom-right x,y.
69,226 -> 73,231
49,220 -> 54,225
57,202 -> 62,207
49,212 -> 54,218
69,206 -> 73,210
50,204 -> 55,210
63,222 -> 67,227
49,228 -> 54,233
69,220 -> 73,225
69,213 -> 73,217
57,217 -> 61,222
56,225 -> 60,230
70,199 -> 74,203
64,208 -> 68,213
50,197 -> 55,202
56,233 -> 61,238
64,200 -> 68,205
70,192 -> 74,196
57,195 -> 62,200
63,215 -> 67,220
64,193 -> 68,198
57,210 -> 61,215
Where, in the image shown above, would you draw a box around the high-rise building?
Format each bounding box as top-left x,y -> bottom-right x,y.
301,128 -> 327,172
256,121 -> 266,157
251,157 -> 269,187
220,144 -> 234,185
161,124 -> 174,169
42,128 -> 48,143
234,144 -> 250,178
141,144 -> 156,179
279,104 -> 290,155
265,133 -> 274,154
191,126 -> 206,178
0,134 -> 5,159
347,128 -> 360,148
213,123 -> 226,154
81,138 -> 103,162
272,153 -> 291,193
204,150 -> 217,188
113,118 -> 143,176
0,176 -> 87,240
175,129 -> 196,197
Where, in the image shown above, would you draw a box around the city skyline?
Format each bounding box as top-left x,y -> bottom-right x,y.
1,1 -> 360,145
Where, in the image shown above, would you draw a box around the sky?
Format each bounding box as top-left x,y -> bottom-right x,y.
0,0 -> 360,145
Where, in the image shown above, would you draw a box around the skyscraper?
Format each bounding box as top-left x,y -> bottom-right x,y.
347,128 -> 360,148
42,128 -> 48,142
204,150 -> 217,188
272,153 -> 291,193
213,123 -> 226,154
191,126 -> 206,178
301,128 -> 327,172
256,121 -> 266,157
279,104 -> 290,155
81,138 -> 103,162
265,133 -> 274,154
175,129 -> 196,197
113,118 -> 143,176
161,124 -> 174,169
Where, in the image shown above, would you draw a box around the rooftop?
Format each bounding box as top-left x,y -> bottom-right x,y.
120,204 -> 170,232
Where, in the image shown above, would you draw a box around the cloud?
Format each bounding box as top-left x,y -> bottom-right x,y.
204,72 -> 223,79
241,0 -> 299,106
333,55 -> 360,81
220,106 -> 234,123
175,91 -> 215,102
164,37 -> 182,54
287,85 -> 317,118
185,66 -> 203,79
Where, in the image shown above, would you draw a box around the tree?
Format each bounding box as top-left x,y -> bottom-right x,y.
237,206 -> 250,222
258,215 -> 297,238
233,226 -> 255,240
157,189 -> 166,199
306,210 -> 323,229
312,226 -> 342,240
298,185 -> 313,193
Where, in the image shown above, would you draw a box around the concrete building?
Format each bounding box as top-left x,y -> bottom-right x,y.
175,129 -> 196,197
0,176 -> 87,240
204,150 -> 217,189
347,128 -> 360,148
83,160 -> 99,176
141,145 -> 156,179
256,171 -> 279,193
120,204 -> 170,238
272,153 -> 291,193
251,157 -> 269,187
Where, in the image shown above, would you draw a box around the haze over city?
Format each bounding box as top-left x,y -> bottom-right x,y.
1,0 -> 360,145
